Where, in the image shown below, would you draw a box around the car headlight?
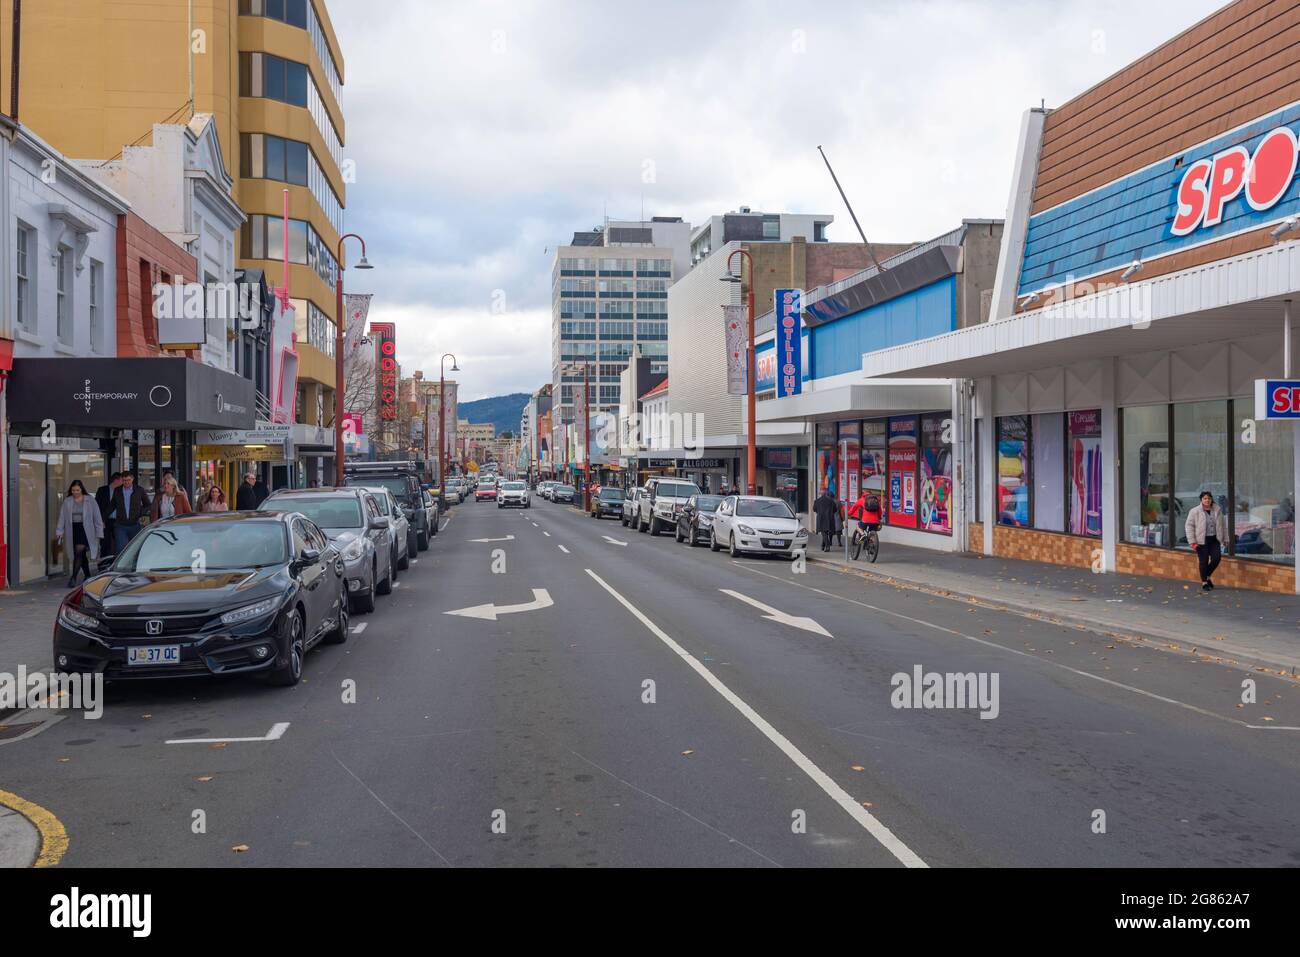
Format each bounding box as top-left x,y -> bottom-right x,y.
220,597 -> 280,626
698,515 -> 713,525
59,605 -> 101,632
797,527 -> 809,537
738,524 -> 756,535
341,539 -> 367,561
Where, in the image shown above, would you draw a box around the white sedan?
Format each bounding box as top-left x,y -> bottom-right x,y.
709,495 -> 809,559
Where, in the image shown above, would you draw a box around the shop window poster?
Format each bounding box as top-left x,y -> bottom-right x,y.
888,417 -> 918,528
997,417 -> 1030,527
1068,410 -> 1102,537
816,447 -> 837,497
837,437 -> 860,504
860,448 -> 886,492
920,446 -> 952,534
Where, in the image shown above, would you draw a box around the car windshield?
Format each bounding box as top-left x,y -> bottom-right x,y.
599,488 -> 625,500
116,519 -> 288,572
654,482 -> 700,499
503,482 -> 526,490
265,496 -> 363,529
695,495 -> 724,512
558,485 -> 576,493
736,499 -> 795,519
345,475 -> 410,500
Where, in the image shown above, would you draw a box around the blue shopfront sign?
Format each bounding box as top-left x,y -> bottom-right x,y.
755,339 -> 776,393
1255,378 -> 1300,419
775,288 -> 803,398
1020,101 -> 1300,296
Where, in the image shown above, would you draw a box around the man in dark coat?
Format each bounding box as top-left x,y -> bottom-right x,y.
110,472 -> 152,554
95,472 -> 122,558
813,488 -> 839,552
235,469 -> 270,511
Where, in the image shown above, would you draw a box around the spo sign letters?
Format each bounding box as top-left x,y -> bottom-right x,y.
1254,378 -> 1300,419
1172,126 -> 1299,236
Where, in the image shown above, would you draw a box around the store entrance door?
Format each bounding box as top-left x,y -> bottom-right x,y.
17,450 -> 107,583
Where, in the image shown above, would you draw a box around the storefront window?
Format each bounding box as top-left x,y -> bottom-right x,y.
837,421 -> 861,506
1173,401 -> 1228,549
815,422 -> 836,497
1032,412 -> 1064,532
861,420 -> 887,498
919,413 -> 952,534
1123,405 -> 1170,546
1067,410 -> 1103,537
1233,416 -> 1295,563
888,416 -> 919,528
996,415 -> 1030,527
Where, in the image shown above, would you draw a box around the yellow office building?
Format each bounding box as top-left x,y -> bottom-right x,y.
0,0 -> 348,422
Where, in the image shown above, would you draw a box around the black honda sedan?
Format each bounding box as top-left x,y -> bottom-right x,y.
53,512 -> 348,687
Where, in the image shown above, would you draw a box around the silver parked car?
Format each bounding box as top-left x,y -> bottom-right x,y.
259,488 -> 396,613
358,486 -> 412,570
709,495 -> 809,559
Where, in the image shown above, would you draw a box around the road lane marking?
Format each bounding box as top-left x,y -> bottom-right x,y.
350,622 -> 368,634
166,722 -> 291,745
557,544 -> 570,554
602,535 -> 628,547
444,588 -> 554,621
543,531 -> 551,537
733,563 -> 1300,732
0,788 -> 68,867
719,589 -> 832,637
468,535 -> 515,543
0,712 -> 65,747
584,568 -> 926,868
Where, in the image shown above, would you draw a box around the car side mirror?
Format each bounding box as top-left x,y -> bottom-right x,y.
369,518 -> 388,531
300,547 -> 321,564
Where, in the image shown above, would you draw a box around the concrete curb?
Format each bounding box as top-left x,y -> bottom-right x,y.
0,805 -> 41,868
807,554 -> 1300,680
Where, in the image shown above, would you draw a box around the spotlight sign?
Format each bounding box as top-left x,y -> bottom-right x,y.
775,288 -> 802,399
373,322 -> 398,423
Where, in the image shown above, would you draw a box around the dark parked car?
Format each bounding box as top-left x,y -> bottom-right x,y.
590,486 -> 625,519
344,461 -> 433,552
675,494 -> 724,545
53,512 -> 348,687
552,483 -> 576,503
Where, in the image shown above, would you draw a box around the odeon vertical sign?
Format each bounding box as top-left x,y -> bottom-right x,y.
373,322 -> 398,431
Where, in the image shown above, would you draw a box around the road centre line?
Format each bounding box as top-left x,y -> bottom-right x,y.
583,567 -> 926,868
731,563 -> 1300,732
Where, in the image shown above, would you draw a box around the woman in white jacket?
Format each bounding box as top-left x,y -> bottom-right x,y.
1184,491 -> 1228,591
55,480 -> 106,587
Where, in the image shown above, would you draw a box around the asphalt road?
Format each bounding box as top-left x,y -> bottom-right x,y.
2,494 -> 1298,867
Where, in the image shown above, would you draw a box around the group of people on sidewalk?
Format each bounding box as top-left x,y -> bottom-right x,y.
812,487 -> 882,552
52,469 -> 272,588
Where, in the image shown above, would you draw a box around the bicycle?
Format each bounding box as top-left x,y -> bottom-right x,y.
850,522 -> 880,563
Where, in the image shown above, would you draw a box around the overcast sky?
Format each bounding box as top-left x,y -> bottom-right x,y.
330,0 -> 1225,402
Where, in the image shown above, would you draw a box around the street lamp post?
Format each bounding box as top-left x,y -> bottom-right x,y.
334,233 -> 372,486
440,353 -> 459,494
723,249 -> 757,495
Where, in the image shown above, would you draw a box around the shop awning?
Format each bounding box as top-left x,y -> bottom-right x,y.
756,380 -> 953,424
862,240 -> 1300,380
8,357 -> 256,431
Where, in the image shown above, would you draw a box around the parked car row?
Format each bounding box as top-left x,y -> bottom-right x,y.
53,468 -> 448,691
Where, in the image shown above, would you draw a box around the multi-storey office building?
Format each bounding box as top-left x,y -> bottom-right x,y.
551,217 -> 692,459
689,208 -> 835,266
3,0 -> 348,440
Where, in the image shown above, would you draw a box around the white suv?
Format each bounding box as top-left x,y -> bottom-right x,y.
636,478 -> 702,536
498,480 -> 530,508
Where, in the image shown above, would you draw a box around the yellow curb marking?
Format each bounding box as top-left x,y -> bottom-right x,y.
0,788 -> 68,867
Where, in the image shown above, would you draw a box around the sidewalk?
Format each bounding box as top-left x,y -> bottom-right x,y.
807,542 -> 1300,676
0,577 -> 71,682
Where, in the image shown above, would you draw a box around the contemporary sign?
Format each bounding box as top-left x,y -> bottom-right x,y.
774,288 -> 802,398
1254,378 -> 1300,419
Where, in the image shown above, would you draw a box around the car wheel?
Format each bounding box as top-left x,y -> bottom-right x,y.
710,529 -> 720,552
268,609 -> 305,687
638,515 -> 648,533
650,515 -> 662,536
729,533 -> 740,558
390,549 -> 401,580
323,585 -> 349,645
399,547 -> 410,570
689,525 -> 700,547
351,573 -> 376,614
407,534 -> 418,560
675,524 -> 684,543
376,558 -> 393,596
417,528 -> 429,551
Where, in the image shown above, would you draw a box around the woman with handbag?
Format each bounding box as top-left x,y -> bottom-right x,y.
55,480 -> 105,587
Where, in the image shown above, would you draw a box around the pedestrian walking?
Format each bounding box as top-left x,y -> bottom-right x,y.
199,485 -> 229,512
56,480 -> 105,587
235,469 -> 270,510
109,472 -> 152,555
1185,490 -> 1228,591
150,473 -> 193,522
95,472 -> 122,559
813,487 -> 838,551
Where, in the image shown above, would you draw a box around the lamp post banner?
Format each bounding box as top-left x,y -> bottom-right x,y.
344,293 -> 372,354
724,303 -> 747,395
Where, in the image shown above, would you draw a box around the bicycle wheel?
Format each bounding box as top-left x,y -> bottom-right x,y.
865,531 -> 880,563
851,530 -> 863,561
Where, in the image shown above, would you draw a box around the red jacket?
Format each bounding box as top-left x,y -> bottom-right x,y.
847,494 -> 881,522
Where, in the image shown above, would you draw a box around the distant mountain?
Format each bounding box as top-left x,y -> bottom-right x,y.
458,392 -> 529,436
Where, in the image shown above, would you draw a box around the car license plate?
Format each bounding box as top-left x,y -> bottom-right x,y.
127,645 -> 180,666
765,539 -> 788,548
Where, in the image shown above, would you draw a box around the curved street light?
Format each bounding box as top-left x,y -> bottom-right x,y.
334,233 -> 372,485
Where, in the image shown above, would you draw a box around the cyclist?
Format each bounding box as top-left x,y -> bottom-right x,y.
847,490 -> 882,542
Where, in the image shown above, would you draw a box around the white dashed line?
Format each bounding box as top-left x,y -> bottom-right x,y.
557,544 -> 570,554
351,622 -> 368,634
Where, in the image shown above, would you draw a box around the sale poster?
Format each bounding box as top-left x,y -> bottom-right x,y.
1068,410 -> 1102,537
888,417 -> 918,528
